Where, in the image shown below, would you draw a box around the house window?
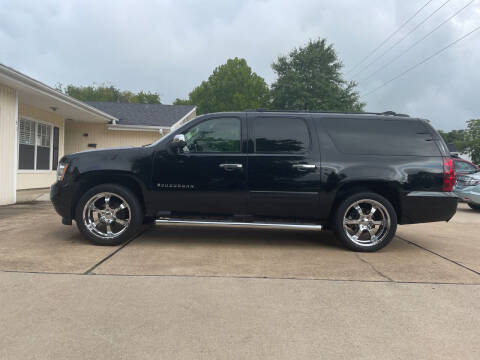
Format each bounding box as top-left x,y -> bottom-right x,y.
18,118 -> 52,170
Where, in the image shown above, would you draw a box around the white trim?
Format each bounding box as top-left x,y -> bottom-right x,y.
107,124 -> 170,132
49,120 -> 54,170
13,91 -> 18,203
170,106 -> 197,131
17,170 -> 54,174
62,117 -> 65,158
0,63 -> 118,123
33,122 -> 37,170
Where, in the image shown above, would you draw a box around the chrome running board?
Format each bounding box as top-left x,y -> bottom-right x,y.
155,218 -> 322,231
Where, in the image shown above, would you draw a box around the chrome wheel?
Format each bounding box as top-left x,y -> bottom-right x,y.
343,199 -> 390,247
83,192 -> 131,239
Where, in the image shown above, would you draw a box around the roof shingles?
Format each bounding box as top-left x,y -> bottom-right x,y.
86,102 -> 195,127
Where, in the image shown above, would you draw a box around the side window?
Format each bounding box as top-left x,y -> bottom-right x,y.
455,160 -> 476,173
454,161 -> 467,172
254,117 -> 310,153
323,118 -> 439,156
466,164 -> 478,173
184,117 -> 241,153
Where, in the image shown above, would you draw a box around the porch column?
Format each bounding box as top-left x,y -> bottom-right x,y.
0,84 -> 18,205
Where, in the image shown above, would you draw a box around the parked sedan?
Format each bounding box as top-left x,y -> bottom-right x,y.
452,157 -> 480,176
454,172 -> 480,211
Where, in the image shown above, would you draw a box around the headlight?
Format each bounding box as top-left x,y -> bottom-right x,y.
56,162 -> 69,181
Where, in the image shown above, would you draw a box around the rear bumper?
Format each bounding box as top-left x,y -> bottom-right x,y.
399,191 -> 458,224
50,182 -> 75,224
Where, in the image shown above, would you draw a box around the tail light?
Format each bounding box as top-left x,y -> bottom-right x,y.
442,157 -> 456,192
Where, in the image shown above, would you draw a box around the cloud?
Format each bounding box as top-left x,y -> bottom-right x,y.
0,0 -> 479,130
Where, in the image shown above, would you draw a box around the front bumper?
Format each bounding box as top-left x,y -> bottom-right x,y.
50,182 -> 75,224
400,191 -> 458,224
454,187 -> 480,205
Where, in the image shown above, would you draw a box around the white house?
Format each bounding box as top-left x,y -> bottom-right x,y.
0,63 -> 196,205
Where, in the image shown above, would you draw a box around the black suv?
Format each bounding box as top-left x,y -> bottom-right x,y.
51,110 -> 457,252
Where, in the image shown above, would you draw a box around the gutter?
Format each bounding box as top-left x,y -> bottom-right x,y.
170,106 -> 197,131
0,63 -> 118,123
108,106 -> 197,133
108,124 -> 170,132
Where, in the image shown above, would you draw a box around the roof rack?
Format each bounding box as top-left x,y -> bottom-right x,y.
246,109 -> 410,117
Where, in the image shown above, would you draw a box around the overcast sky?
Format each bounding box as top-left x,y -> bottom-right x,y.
1,0 -> 479,130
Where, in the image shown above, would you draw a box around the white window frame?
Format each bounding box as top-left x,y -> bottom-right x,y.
17,116 -> 54,173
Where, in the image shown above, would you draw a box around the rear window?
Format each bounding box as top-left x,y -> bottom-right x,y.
253,117 -> 310,153
323,118 -> 440,156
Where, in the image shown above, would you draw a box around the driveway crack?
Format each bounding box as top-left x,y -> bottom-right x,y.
356,254 -> 394,282
83,238 -> 135,275
396,235 -> 480,277
83,225 -> 152,275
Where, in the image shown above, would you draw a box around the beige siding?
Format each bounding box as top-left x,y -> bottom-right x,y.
16,104 -> 65,190
65,120 -> 162,155
0,85 -> 17,205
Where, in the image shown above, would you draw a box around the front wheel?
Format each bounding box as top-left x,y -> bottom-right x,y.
75,184 -> 144,246
332,192 -> 397,252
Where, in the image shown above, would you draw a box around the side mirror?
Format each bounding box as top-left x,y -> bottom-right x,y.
170,134 -> 187,150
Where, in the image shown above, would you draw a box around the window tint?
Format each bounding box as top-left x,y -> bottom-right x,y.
254,117 -> 310,153
454,160 -> 476,173
323,118 -> 440,156
184,117 -> 241,153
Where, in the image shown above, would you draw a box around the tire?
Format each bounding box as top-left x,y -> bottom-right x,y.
75,184 -> 144,246
332,192 -> 397,252
468,202 -> 480,211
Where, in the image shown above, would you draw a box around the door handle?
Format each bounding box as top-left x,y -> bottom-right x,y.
292,164 -> 317,170
219,163 -> 243,171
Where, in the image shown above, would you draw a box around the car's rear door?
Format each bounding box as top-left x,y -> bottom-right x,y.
246,113 -> 321,219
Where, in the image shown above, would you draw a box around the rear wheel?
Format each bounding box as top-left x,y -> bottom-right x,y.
75,184 -> 144,246
468,202 -> 480,211
332,192 -> 397,252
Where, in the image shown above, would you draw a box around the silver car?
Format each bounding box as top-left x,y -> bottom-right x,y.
454,172 -> 480,211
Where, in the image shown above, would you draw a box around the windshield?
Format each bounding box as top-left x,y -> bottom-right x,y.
146,134 -> 170,148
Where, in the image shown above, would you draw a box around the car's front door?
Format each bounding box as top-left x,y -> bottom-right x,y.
247,113 -> 321,219
152,114 -> 248,216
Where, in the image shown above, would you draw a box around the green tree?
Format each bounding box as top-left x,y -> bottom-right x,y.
438,129 -> 468,152
174,57 -> 269,114
172,98 -> 192,106
132,91 -> 162,104
56,83 -> 161,104
269,39 -> 364,111
464,119 -> 480,164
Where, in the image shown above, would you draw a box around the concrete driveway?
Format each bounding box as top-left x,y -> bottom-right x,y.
0,202 -> 479,359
